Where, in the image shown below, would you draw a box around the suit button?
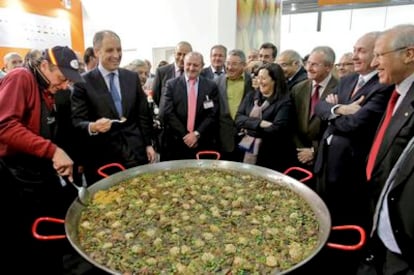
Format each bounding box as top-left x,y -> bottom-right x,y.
390,197 -> 395,201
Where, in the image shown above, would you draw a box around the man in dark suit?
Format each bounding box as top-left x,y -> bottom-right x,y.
363,136 -> 414,275
358,24 -> 414,275
314,32 -> 394,228
366,24 -> 414,209
215,49 -> 253,161
200,44 -> 227,80
162,51 -> 219,160
276,49 -> 307,90
152,41 -> 192,106
291,46 -> 338,176
72,30 -> 156,184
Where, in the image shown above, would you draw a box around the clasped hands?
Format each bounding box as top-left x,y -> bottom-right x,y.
183,132 -> 199,148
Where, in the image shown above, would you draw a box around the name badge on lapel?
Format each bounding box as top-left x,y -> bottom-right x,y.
203,95 -> 214,109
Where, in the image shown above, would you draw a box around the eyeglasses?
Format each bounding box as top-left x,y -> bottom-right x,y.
335,62 -> 353,68
225,61 -> 243,67
278,62 -> 293,68
373,46 -> 408,59
306,62 -> 324,68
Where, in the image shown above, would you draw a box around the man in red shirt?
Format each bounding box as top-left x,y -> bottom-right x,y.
0,46 -> 83,274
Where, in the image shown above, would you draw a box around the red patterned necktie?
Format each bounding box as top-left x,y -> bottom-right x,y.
310,83 -> 320,116
366,90 -> 400,181
187,79 -> 197,132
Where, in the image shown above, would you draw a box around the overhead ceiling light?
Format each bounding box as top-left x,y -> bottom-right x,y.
291,3 -> 297,11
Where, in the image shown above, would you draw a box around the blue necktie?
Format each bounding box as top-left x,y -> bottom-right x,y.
109,73 -> 122,117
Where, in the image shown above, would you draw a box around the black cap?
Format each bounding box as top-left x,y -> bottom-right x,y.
46,46 -> 84,83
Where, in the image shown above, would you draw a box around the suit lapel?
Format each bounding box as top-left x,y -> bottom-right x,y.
321,76 -> 338,100
90,69 -> 117,116
393,141 -> 414,189
375,84 -> 414,167
196,78 -> 206,112
351,74 -> 377,101
345,74 -> 359,101
217,76 -> 230,114
119,69 -> 136,117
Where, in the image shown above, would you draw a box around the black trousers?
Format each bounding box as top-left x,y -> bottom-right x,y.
1,158 -> 74,274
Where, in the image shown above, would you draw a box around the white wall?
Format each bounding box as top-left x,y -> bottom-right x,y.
82,1 -> 414,67
280,4 -> 414,61
81,0 -> 237,70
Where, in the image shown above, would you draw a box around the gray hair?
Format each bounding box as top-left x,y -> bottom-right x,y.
3,52 -> 22,64
184,51 -> 204,67
93,30 -> 121,49
227,49 -> 246,63
310,46 -> 336,66
386,24 -> 414,49
279,49 -> 303,66
210,44 -> 227,56
176,41 -> 193,52
124,59 -> 147,71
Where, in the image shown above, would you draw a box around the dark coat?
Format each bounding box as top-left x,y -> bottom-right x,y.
235,91 -> 297,172
384,138 -> 414,269
162,75 -> 219,160
368,83 -> 414,211
370,136 -> 414,271
215,72 -> 253,153
200,66 -> 215,80
287,66 -> 307,91
71,68 -> 153,177
152,63 -> 176,105
291,76 -> 339,151
313,72 -> 393,226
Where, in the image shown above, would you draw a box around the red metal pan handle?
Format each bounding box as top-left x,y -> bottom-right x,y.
196,150 -> 221,160
283,167 -> 313,183
326,225 -> 366,251
32,217 -> 66,240
97,163 -> 126,178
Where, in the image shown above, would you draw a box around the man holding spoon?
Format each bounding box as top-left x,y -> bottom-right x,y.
72,30 -> 156,184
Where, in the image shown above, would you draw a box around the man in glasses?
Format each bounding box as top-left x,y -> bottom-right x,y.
276,49 -> 308,91
335,52 -> 355,78
0,46 -> 84,274
358,24 -> 414,275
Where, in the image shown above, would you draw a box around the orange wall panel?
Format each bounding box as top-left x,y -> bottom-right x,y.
0,0 -> 84,66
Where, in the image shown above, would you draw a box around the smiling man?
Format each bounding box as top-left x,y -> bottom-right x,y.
71,30 -> 156,184
0,45 -> 83,274
162,51 -> 220,160
359,24 -> 414,275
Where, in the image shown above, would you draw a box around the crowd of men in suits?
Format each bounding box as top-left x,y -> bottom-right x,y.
0,24 -> 413,274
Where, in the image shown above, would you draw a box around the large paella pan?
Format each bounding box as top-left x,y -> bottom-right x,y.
33,160 -> 365,274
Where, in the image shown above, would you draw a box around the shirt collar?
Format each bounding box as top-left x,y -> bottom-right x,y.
212,66 -> 225,75
313,73 -> 332,89
359,70 -> 377,84
98,63 -> 118,78
396,72 -> 414,98
185,75 -> 199,84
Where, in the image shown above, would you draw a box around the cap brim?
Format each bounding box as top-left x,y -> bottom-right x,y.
60,67 -> 84,83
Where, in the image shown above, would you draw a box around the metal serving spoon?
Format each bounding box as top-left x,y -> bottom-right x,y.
110,116 -> 127,123
60,176 -> 91,205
